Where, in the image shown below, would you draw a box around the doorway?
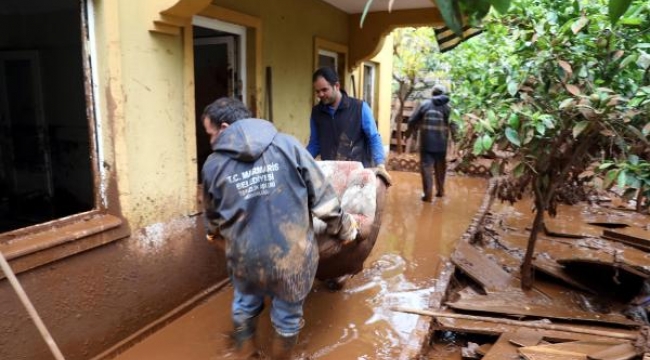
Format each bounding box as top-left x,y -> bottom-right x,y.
192,16 -> 246,182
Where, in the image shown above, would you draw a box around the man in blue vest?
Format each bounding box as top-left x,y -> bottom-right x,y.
307,67 -> 391,185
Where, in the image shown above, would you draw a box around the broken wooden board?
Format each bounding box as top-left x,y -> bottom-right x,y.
582,205 -> 650,229
479,328 -> 544,360
603,227 -> 650,252
588,222 -> 630,229
446,290 -> 639,327
476,343 -> 492,356
450,240 -> 515,292
587,341 -> 638,360
533,256 -> 597,293
518,341 -> 628,360
541,224 -> 588,239
556,258 -> 649,280
434,314 -> 639,343
500,232 -> 650,278
478,243 -> 596,294
481,332 -> 520,360
509,328 -> 545,347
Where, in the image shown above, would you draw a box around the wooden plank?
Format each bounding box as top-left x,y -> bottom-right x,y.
450,241 -> 514,292
500,232 -> 650,279
587,342 -> 638,360
556,258 -> 650,279
509,328 -> 545,347
533,257 -> 596,293
603,228 -> 650,252
479,245 -> 596,293
446,291 -> 638,327
519,348 -> 587,360
434,316 -> 638,343
476,343 -> 492,356
409,307 -> 639,341
519,341 -> 625,360
481,333 -> 520,360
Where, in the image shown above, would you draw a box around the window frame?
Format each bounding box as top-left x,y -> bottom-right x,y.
0,0 -> 128,275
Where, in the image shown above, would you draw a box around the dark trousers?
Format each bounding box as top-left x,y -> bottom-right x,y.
420,151 -> 447,199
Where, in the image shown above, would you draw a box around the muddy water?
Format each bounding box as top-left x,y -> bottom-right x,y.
113,172 -> 487,360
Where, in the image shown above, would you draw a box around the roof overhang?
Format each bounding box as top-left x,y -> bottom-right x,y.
320,0 -> 435,14
343,2 -> 444,70
149,0 -> 444,70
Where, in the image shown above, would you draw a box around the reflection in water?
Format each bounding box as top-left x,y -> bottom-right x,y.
112,172 -> 487,360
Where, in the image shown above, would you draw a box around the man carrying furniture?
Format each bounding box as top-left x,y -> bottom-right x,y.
201,97 -> 357,359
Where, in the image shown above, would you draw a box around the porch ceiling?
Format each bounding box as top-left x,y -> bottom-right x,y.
337,1 -> 444,71
320,0 -> 435,14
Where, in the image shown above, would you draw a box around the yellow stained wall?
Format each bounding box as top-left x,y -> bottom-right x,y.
370,35 -> 393,152
94,0 -> 194,227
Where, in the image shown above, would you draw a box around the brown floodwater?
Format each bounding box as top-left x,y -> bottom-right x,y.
113,172 -> 487,360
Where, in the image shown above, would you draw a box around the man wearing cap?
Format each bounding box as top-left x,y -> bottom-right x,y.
406,84 -> 455,201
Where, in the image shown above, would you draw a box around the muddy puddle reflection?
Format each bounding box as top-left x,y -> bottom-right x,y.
113,172 -> 487,360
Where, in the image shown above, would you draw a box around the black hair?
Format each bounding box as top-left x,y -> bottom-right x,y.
432,84 -> 447,96
312,67 -> 339,85
202,97 -> 251,127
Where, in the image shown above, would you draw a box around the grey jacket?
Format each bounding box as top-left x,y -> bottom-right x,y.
202,118 -> 350,302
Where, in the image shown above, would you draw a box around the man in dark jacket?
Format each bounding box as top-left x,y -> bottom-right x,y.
307,67 -> 391,185
406,84 -> 454,201
201,98 -> 358,359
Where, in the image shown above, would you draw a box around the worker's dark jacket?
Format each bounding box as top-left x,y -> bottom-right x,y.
311,91 -> 373,166
407,95 -> 452,153
202,118 -> 348,302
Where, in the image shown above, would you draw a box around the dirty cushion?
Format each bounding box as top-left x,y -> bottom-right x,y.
313,161 -> 377,239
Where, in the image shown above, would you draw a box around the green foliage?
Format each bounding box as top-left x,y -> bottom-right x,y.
599,156 -> 650,208
391,27 -> 445,153
362,0 -> 635,30
391,27 -> 444,101
439,0 -> 650,213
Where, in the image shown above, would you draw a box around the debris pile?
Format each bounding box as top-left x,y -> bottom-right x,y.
408,186 -> 650,359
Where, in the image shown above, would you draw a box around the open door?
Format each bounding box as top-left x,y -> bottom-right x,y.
193,16 -> 246,182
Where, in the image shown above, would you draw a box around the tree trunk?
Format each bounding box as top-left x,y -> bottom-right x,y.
521,186 -> 545,290
395,98 -> 405,154
637,185 -> 646,213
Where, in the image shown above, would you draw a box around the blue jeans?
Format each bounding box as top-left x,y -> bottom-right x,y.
232,286 -> 305,337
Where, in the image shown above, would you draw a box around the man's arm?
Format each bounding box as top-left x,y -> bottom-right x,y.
360,102 -> 386,166
306,116 -> 320,158
201,169 -> 226,249
405,101 -> 425,138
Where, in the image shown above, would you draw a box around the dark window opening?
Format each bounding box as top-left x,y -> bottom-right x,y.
0,0 -> 95,233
